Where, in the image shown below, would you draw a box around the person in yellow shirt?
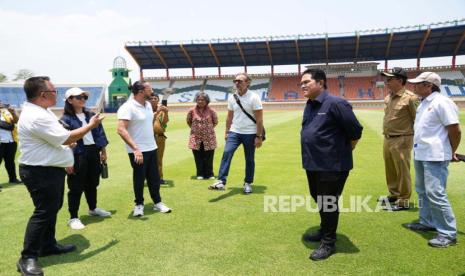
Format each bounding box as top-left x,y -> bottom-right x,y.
0,101 -> 22,184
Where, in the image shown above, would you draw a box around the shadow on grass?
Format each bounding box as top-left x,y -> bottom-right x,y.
301,226 -> 360,254
79,210 -> 117,226
160,179 -> 175,188
0,181 -> 24,190
209,185 -> 267,203
401,221 -> 465,241
40,234 -> 118,268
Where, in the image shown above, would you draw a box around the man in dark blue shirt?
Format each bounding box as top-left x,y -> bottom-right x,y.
300,69 -> 363,261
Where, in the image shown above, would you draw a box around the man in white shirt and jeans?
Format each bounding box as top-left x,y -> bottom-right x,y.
17,76 -> 104,276
117,80 -> 171,217
406,72 -> 461,247
209,73 -> 264,194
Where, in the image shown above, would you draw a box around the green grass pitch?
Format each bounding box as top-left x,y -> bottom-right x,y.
1,109 -> 464,275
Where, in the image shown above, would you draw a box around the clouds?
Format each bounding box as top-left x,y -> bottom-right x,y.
0,0 -> 464,84
0,8 -> 148,83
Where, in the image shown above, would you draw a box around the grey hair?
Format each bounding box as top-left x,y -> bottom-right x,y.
194,92 -> 210,104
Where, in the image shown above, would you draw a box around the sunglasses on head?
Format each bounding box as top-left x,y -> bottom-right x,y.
392,67 -> 403,74
71,95 -> 88,100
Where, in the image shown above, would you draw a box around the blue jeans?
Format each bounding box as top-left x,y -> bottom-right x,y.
414,160 -> 456,239
217,132 -> 256,185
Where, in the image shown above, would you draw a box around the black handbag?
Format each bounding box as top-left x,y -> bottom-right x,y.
233,94 -> 266,141
101,161 -> 108,179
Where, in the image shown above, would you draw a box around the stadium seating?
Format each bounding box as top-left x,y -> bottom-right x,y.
149,78 -> 270,103
269,75 -> 387,100
0,85 -> 105,109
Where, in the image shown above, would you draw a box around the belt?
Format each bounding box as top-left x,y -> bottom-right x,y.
384,134 -> 413,139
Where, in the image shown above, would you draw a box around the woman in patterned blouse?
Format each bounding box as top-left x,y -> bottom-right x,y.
187,92 -> 218,180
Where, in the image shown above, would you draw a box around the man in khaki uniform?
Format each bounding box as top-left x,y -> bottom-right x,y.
380,67 -> 419,211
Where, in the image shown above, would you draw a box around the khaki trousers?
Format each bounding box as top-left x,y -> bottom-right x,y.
155,135 -> 166,179
383,136 -> 413,206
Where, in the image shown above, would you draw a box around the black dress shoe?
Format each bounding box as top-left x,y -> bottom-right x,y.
303,230 -> 322,242
310,243 -> 336,261
159,179 -> 166,184
17,257 -> 43,276
9,179 -> 23,184
39,243 -> 76,257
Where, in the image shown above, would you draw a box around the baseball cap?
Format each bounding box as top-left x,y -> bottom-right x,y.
65,87 -> 90,99
407,72 -> 441,87
381,67 -> 408,78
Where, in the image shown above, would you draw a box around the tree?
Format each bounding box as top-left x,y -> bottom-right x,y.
13,69 -> 34,81
0,73 -> 7,83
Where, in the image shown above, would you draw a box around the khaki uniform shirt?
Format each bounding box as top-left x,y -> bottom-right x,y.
383,88 -> 418,136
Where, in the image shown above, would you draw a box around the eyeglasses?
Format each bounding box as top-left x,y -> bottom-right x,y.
41,90 -> 58,94
233,79 -> 245,84
71,95 -> 88,100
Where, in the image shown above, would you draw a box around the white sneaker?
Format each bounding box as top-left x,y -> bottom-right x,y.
209,180 -> 225,190
243,182 -> 252,194
153,202 -> 172,213
68,218 -> 85,230
196,176 -> 204,180
133,205 -> 144,217
88,208 -> 111,217
208,176 -> 216,180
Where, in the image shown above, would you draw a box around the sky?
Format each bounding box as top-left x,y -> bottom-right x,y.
1,0 -> 465,84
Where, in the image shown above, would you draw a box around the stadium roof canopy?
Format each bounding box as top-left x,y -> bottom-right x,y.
125,19 -> 465,74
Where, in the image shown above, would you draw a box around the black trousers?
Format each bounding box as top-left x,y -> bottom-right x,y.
67,145 -> 101,219
306,170 -> 349,246
19,165 -> 66,259
192,143 -> 215,178
0,141 -> 18,181
128,149 -> 161,205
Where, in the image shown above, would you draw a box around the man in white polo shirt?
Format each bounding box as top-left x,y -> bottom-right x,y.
209,73 -> 264,194
17,76 -> 104,276
117,80 -> 171,217
405,72 -> 461,247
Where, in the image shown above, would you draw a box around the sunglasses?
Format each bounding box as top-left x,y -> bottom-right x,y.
233,79 -> 245,84
71,95 -> 88,100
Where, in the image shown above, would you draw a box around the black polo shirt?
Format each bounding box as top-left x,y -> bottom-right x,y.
301,91 -> 363,172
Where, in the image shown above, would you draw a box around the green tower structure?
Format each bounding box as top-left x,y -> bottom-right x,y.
108,56 -> 130,107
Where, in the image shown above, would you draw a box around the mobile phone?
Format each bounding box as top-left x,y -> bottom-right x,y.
162,100 -> 168,106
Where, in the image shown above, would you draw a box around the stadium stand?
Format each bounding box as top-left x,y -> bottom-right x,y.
0,84 -> 106,114
148,77 -> 270,103
143,65 -> 465,105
